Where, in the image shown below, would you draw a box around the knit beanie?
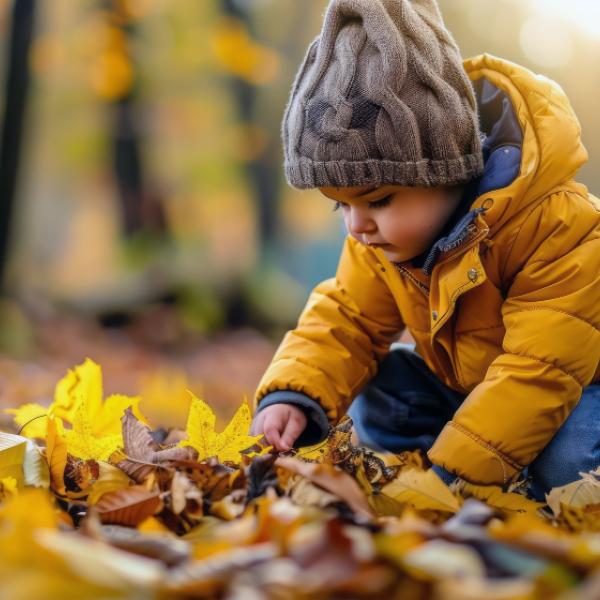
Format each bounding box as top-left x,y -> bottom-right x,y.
281,0 -> 484,189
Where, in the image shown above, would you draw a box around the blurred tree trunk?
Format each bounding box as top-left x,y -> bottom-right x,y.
105,0 -> 166,239
0,0 -> 37,288
220,0 -> 279,262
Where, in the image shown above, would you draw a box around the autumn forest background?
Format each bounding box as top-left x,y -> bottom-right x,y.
2,2 -> 600,599
0,0 -> 599,428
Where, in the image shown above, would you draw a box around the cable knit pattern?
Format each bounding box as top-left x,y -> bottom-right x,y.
282,0 -> 484,188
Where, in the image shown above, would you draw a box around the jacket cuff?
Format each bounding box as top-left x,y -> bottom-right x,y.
427,420 -> 523,485
255,391 -> 331,447
431,463 -> 458,486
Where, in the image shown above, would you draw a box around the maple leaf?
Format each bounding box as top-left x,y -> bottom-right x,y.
6,360 -> 147,451
65,397 -> 124,462
177,393 -> 263,463
3,403 -> 48,439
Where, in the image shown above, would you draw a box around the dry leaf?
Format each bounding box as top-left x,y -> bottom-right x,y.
4,403 -> 48,439
0,476 -> 18,501
87,462 -> 134,505
46,416 -> 68,495
457,480 -> 545,515
275,456 -> 373,519
96,486 -> 163,526
0,432 -> 49,490
379,467 -> 461,514
546,473 -> 600,518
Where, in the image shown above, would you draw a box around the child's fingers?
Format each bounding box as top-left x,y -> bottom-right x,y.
249,412 -> 265,436
280,413 -> 306,450
262,413 -> 285,450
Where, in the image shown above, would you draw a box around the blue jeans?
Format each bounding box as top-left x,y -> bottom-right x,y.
347,343 -> 600,501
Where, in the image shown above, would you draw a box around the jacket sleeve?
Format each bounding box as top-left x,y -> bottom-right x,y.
253,235 -> 405,427
427,191 -> 600,486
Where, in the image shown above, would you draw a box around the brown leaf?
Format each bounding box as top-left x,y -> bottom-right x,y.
275,456 -> 373,519
100,524 -> 191,567
117,408 -> 160,482
96,486 -> 162,527
170,470 -> 203,516
154,446 -> 198,463
117,408 -> 198,482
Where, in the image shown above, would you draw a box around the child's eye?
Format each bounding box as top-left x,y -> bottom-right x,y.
369,195 -> 392,209
332,201 -> 346,212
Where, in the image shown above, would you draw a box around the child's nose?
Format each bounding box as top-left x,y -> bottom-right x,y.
346,207 -> 376,236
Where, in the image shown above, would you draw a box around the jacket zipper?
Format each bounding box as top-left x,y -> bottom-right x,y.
393,264 -> 430,297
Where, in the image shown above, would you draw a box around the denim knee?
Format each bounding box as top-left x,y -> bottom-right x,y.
347,346 -> 465,454
527,384 -> 600,499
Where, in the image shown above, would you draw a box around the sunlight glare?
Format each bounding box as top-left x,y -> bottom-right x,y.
529,0 -> 600,40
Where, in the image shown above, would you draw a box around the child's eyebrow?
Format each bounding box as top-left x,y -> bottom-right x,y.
320,184 -> 402,203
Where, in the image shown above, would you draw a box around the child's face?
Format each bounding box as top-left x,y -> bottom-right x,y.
320,184 -> 464,263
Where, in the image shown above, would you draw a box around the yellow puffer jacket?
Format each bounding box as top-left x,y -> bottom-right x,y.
253,53 -> 600,486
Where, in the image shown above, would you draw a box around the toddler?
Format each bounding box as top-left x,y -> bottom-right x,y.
250,0 -> 600,501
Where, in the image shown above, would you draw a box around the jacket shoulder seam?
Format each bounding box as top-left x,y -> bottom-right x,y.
521,236 -> 600,268
507,305 -> 600,334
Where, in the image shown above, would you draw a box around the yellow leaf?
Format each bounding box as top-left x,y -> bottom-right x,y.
65,398 -> 123,461
93,394 -> 147,435
379,467 -> 462,514
0,488 -> 59,563
49,359 -> 145,461
178,394 -> 262,463
294,438 -> 328,461
4,403 -> 48,439
0,433 -> 27,488
458,481 -> 546,515
0,476 -> 18,500
46,416 -> 67,496
52,358 -> 103,425
87,462 -> 133,505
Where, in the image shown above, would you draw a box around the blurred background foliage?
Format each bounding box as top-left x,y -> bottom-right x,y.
0,0 -> 598,419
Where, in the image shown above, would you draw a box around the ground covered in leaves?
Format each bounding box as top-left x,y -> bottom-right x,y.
3,360 -> 600,599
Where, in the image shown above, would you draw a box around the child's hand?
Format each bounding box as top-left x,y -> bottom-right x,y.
250,404 -> 307,452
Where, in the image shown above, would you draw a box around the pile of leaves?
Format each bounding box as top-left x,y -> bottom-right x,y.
3,360 -> 600,599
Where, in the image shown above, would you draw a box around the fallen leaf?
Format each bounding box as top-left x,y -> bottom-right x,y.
95,486 -> 163,527
177,394 -> 262,463
98,524 -> 191,567
275,456 -> 373,519
0,476 -> 18,500
0,432 -> 49,490
0,432 -> 26,486
546,472 -> 600,518
457,480 -> 545,515
4,403 -> 48,439
87,462 -> 134,505
65,398 -> 123,462
402,539 -> 486,580
35,528 -> 165,590
379,467 -> 461,514
45,416 -> 67,495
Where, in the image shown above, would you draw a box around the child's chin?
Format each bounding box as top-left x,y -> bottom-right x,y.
381,247 -> 416,262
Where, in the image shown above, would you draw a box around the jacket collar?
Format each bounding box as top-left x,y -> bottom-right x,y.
405,75 -> 523,275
